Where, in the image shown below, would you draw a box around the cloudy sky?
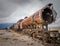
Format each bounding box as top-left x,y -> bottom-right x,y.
0,0 -> 60,27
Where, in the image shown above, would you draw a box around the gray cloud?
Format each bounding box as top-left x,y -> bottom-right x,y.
0,0 -> 19,18
0,0 -> 33,18
9,0 -> 31,4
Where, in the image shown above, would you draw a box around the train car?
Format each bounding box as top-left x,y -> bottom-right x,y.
10,3 -> 57,32
19,3 -> 57,29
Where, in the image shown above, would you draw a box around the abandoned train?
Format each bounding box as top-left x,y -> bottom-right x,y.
10,3 -> 60,45
10,3 -> 57,31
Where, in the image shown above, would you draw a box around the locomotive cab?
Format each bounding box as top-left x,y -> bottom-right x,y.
42,3 -> 57,24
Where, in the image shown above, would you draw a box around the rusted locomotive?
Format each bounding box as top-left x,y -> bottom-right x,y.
10,3 -> 60,45
10,3 -> 57,30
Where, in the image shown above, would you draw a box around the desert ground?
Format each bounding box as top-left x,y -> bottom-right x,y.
0,28 -> 60,46
0,29 -> 44,46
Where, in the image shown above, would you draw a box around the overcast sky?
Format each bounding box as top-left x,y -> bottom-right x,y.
0,0 -> 60,27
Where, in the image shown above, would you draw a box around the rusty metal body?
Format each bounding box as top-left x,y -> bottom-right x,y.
18,4 -> 57,29
10,3 -> 57,30
20,10 -> 43,29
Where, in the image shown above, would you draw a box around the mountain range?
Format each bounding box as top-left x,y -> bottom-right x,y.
0,23 -> 14,28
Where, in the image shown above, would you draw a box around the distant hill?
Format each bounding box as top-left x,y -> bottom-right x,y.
49,27 -> 60,31
0,23 -> 14,28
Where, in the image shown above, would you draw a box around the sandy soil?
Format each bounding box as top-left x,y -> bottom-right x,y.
0,29 -> 44,46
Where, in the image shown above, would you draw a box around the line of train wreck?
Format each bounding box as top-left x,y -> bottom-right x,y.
10,3 -> 60,45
